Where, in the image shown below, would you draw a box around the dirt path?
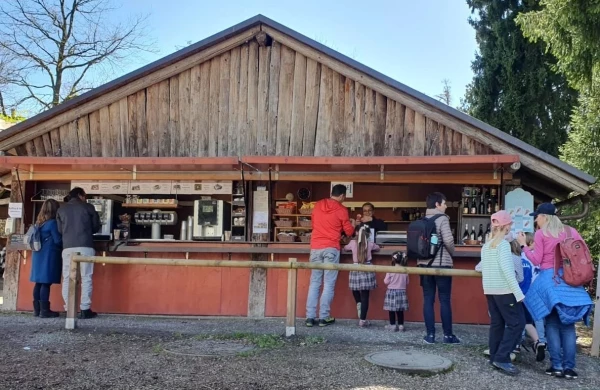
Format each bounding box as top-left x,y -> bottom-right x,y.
0,313 -> 598,390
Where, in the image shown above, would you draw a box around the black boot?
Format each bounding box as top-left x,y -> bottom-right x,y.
79,309 -> 97,319
39,301 -> 60,318
33,301 -> 40,317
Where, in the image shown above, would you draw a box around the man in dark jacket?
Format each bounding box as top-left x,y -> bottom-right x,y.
58,187 -> 101,319
305,184 -> 355,328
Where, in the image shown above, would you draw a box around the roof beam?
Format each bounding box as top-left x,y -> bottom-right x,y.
261,26 -> 590,194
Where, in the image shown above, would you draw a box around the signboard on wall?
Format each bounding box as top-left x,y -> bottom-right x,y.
330,182 -> 354,198
72,180 -> 233,195
505,188 -> 534,235
71,181 -> 129,194
252,189 -> 269,234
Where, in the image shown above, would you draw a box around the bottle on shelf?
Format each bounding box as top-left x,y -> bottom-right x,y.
470,226 -> 476,241
478,194 -> 485,215
484,223 -> 491,243
470,197 -> 477,214
486,195 -> 492,214
477,224 -> 484,242
462,198 -> 469,215
462,223 -> 470,242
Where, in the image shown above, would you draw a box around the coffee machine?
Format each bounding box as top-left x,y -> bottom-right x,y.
192,199 -> 231,241
87,197 -> 113,241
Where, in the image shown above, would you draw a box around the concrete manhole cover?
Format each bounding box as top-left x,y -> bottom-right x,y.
162,339 -> 256,357
365,350 -> 453,374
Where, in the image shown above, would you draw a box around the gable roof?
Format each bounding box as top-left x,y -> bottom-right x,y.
0,14 -> 594,191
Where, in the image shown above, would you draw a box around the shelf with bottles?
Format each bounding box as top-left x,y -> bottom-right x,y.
460,185 -> 500,217
231,181 -> 247,240
459,220 -> 490,246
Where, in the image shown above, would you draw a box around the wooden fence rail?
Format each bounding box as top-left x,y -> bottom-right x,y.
66,255 -> 600,358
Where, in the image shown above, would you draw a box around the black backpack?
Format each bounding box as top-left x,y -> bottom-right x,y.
407,214 -> 446,265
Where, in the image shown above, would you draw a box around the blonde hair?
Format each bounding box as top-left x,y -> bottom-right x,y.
540,214 -> 565,238
489,225 -> 510,249
36,199 -> 60,225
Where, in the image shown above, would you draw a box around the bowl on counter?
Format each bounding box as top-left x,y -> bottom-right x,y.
463,239 -> 481,246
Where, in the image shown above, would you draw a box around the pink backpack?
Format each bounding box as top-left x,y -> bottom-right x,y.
554,227 -> 595,287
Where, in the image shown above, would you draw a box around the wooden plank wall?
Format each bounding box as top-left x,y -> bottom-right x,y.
16,40 -> 493,158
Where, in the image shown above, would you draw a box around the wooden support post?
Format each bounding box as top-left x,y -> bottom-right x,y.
2,177 -> 25,312
591,262 -> 600,357
286,257 -> 298,337
65,255 -> 80,330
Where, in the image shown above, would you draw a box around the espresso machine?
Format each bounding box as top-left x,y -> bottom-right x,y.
192,199 -> 231,241
87,197 -> 113,241
134,210 -> 178,240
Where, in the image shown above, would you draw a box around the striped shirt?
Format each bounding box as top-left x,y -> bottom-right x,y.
480,240 -> 524,301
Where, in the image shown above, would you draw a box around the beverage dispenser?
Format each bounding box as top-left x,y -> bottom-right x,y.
192,199 -> 231,240
134,210 -> 178,240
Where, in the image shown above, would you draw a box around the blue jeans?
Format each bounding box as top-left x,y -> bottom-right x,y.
420,266 -> 453,336
535,318 -> 546,343
546,310 -> 577,370
305,248 -> 340,319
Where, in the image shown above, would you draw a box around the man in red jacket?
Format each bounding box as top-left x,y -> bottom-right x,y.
305,184 -> 356,327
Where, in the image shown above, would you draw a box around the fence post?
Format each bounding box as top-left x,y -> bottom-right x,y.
65,253 -> 80,330
286,257 -> 298,337
591,261 -> 600,357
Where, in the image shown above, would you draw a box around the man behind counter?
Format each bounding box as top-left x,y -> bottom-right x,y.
355,202 -> 387,234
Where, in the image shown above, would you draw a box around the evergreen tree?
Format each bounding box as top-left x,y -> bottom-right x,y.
517,0 -> 600,267
462,0 -> 577,157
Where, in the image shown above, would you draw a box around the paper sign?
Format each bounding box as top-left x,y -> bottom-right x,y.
8,202 -> 23,218
330,182 -> 354,198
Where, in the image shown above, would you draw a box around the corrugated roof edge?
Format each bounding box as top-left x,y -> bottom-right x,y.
2,14 -> 595,186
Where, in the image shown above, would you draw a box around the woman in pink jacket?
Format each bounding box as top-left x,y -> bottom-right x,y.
517,203 -> 593,380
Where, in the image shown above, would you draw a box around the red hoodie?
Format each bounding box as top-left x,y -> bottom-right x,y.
310,198 -> 355,250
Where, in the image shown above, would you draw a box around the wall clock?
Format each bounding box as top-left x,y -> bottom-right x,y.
297,187 -> 311,201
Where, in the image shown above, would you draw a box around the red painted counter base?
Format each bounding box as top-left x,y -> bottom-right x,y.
15,243 -> 488,325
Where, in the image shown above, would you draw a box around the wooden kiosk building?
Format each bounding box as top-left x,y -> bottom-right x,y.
0,15 -> 595,324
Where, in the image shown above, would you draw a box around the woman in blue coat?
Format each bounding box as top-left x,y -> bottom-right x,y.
30,199 -> 62,318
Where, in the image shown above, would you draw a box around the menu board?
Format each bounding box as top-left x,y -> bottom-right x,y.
505,188 -> 534,234
170,180 -> 232,195
128,181 -> 171,194
72,180 -> 232,195
72,181 -> 129,194
252,190 -> 269,234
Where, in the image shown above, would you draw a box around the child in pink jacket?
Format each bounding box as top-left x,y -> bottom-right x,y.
384,251 -> 409,332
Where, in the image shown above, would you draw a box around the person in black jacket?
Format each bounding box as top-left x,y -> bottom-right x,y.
355,203 -> 387,234
57,187 -> 101,319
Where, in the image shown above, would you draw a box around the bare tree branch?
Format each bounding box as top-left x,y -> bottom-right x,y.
0,0 -> 156,112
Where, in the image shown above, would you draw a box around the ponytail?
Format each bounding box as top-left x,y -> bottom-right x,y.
357,226 -> 369,264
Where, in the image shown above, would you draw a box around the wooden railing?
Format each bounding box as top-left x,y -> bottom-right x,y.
65,254 -> 600,357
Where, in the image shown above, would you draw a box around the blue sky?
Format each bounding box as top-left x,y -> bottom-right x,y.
114,0 -> 477,107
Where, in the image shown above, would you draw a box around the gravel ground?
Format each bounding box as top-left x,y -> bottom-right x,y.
0,313 -> 598,390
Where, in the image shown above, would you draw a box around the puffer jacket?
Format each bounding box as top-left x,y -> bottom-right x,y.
416,209 -> 455,268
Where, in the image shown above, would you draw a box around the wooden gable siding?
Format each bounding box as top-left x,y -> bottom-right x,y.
16,41 -> 492,158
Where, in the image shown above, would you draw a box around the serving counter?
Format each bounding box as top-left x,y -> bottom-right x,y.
13,240 -> 489,324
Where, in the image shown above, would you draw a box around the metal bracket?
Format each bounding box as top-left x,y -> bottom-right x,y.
493,164 -> 498,180
274,164 -> 279,181
185,252 -> 189,260
133,165 -> 137,180
380,165 -> 385,181
29,164 -> 34,180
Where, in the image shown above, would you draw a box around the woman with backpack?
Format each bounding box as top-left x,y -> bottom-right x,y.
516,203 -> 593,380
30,199 -> 62,318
